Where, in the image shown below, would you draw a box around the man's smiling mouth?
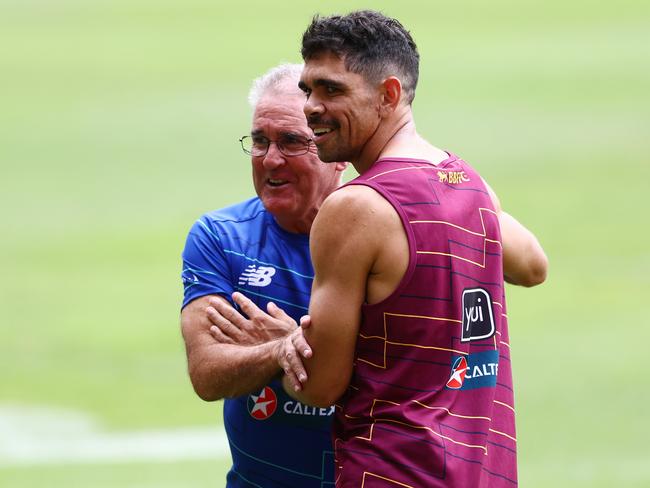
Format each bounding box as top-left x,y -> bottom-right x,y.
268,178 -> 289,187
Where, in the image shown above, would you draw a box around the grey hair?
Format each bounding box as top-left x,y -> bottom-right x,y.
247,63 -> 304,107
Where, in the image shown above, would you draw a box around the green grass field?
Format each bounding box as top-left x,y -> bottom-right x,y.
1,0 -> 649,486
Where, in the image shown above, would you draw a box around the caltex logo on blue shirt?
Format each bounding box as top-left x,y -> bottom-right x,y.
248,386 -> 278,420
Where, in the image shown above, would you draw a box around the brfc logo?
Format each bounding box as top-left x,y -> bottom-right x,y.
248,386 -> 278,420
446,356 -> 468,389
238,265 -> 276,287
437,170 -> 470,184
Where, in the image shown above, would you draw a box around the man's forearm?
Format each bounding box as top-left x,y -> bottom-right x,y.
189,340 -> 281,401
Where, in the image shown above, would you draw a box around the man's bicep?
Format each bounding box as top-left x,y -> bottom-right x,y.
309,273 -> 365,344
308,191 -> 374,327
481,178 -> 547,287
499,212 -> 548,287
299,193 -> 376,404
181,218 -> 234,308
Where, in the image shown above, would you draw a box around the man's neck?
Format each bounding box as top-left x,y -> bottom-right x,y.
273,214 -> 314,235
352,109 -> 447,174
380,128 -> 449,166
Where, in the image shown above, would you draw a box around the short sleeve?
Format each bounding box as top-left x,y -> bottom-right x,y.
181,216 -> 234,309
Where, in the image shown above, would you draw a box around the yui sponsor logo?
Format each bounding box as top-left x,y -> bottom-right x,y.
238,265 -> 276,287
446,350 -> 499,391
461,288 -> 495,342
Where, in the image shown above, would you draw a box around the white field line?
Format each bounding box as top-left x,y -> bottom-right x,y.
0,405 -> 230,468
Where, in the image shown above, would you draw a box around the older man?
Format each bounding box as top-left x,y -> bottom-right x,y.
180,64 -> 346,487
269,10 -> 548,487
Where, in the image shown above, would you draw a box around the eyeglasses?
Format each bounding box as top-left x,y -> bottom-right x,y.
239,134 -> 313,157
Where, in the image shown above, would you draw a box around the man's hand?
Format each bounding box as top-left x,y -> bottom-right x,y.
276,316 -> 313,392
207,292 -> 296,345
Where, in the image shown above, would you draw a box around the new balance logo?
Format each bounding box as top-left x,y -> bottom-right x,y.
181,272 -> 199,285
238,265 -> 276,287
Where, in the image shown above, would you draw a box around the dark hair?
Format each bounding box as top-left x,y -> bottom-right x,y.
301,10 -> 419,104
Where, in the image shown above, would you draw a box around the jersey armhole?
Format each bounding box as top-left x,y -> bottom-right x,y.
340,180 -> 417,311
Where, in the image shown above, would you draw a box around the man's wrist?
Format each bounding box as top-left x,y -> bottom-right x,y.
251,338 -> 283,375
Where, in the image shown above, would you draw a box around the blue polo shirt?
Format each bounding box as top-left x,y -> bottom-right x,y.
182,197 -> 334,487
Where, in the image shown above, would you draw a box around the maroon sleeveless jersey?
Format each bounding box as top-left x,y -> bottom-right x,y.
333,154 -> 517,487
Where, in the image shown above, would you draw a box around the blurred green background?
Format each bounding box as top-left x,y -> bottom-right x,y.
1,0 -> 649,486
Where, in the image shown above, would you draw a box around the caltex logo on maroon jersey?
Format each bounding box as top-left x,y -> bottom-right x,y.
248,386 -> 278,420
446,356 -> 469,389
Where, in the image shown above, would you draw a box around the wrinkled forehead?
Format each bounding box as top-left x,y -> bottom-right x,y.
252,94 -> 309,132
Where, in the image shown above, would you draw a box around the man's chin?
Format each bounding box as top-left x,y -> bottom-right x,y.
316,145 -> 343,163
260,197 -> 294,216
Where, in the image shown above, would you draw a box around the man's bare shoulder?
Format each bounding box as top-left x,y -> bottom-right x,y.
311,184 -> 401,264
317,184 -> 396,226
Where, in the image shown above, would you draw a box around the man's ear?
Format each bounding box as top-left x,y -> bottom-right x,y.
379,76 -> 402,115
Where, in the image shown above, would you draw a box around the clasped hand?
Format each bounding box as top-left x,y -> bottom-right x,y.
206,292 -> 313,391
206,292 -> 296,345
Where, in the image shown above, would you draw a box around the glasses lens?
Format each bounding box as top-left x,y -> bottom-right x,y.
241,136 -> 268,156
241,135 -> 311,157
278,136 -> 310,156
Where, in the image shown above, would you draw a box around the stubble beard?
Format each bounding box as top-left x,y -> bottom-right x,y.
315,137 -> 354,164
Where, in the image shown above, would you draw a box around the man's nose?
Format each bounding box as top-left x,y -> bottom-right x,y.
261,142 -> 286,169
304,94 -> 324,119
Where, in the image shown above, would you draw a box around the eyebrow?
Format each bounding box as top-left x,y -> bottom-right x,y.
317,78 -> 345,89
250,129 -> 308,139
299,78 -> 346,91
